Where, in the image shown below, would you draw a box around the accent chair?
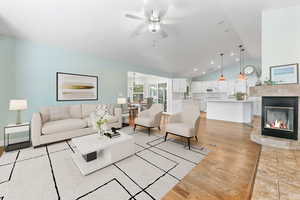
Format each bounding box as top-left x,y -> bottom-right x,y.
164,104 -> 200,150
134,104 -> 163,135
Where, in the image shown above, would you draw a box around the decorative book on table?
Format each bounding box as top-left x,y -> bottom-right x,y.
104,131 -> 120,138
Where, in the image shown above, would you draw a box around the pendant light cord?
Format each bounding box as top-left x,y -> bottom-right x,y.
220,53 -> 224,75
239,45 -> 242,74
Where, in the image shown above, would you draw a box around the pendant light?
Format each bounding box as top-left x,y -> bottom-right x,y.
238,45 -> 246,80
218,53 -> 226,81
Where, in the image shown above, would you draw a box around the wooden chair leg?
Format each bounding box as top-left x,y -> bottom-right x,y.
148,127 -> 151,136
187,137 -> 191,150
134,124 -> 137,132
164,132 -> 168,142
195,136 -> 198,142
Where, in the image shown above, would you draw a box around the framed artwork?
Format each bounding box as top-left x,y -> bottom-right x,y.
56,72 -> 98,101
270,63 -> 299,85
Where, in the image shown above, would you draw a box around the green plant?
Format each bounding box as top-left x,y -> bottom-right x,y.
96,119 -> 108,129
235,92 -> 246,100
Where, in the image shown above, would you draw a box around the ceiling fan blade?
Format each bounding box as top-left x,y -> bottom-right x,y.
160,29 -> 168,38
130,23 -> 148,38
125,14 -> 144,21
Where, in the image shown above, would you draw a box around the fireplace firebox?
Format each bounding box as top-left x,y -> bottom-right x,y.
262,97 -> 298,140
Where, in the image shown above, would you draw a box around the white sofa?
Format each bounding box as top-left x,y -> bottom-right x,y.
31,104 -> 122,147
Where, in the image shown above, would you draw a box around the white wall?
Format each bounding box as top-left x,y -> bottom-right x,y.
261,6 -> 300,81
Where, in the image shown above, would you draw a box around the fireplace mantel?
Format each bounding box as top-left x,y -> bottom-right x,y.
250,84 -> 300,97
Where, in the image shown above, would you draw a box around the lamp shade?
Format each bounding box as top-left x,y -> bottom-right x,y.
9,99 -> 28,111
117,97 -> 127,105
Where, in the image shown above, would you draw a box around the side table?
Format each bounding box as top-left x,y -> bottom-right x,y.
4,122 -> 31,152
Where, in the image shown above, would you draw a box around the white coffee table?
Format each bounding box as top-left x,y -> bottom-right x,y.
71,132 -> 135,175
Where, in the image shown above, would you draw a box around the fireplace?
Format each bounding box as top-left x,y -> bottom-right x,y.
262,96 -> 298,140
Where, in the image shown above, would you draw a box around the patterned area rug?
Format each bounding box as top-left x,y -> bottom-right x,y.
0,127 -> 209,200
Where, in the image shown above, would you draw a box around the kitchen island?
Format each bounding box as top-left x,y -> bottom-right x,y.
206,99 -> 253,124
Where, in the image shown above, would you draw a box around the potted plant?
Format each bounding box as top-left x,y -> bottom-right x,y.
235,92 -> 247,101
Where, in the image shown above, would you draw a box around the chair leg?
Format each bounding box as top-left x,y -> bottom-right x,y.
158,126 -> 161,131
134,124 -> 137,132
148,127 -> 151,136
164,132 -> 168,142
187,137 -> 191,150
195,136 -> 198,142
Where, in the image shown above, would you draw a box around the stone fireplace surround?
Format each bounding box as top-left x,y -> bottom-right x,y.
250,84 -> 300,149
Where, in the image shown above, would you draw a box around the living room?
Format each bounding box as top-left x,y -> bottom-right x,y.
1,0 -> 300,200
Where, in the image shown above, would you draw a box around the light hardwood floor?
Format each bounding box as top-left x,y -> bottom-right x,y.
160,113 -> 261,200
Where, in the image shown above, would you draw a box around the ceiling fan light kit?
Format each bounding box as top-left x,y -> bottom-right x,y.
148,21 -> 161,32
125,6 -> 172,39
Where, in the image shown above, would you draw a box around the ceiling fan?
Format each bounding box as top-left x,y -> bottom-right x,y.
125,9 -> 174,38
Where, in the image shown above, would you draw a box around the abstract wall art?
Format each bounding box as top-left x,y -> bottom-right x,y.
56,72 -> 98,101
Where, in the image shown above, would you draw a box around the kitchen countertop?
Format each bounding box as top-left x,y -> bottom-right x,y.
207,99 -> 254,103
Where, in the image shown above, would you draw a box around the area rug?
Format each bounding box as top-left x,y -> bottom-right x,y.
0,127 -> 209,200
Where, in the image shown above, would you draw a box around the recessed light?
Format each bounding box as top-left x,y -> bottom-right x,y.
202,71 -> 206,74
210,60 -> 214,65
193,68 -> 198,72
217,65 -> 221,69
235,58 -> 240,62
230,52 -> 235,56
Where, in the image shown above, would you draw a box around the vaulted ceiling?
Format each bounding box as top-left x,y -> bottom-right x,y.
0,0 -> 299,77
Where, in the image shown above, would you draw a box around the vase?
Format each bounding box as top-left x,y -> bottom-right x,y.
98,126 -> 105,139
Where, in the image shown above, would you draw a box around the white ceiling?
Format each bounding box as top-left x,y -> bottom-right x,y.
0,0 -> 300,77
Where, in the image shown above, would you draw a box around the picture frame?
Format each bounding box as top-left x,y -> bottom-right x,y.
270,63 -> 299,85
56,72 -> 98,101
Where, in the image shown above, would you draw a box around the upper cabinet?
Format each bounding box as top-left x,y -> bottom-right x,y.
191,79 -> 249,94
173,79 -> 187,93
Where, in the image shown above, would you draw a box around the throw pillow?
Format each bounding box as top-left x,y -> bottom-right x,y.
49,106 -> 70,121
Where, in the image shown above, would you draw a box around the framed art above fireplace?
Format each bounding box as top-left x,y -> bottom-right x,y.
270,63 -> 298,85
56,72 -> 98,101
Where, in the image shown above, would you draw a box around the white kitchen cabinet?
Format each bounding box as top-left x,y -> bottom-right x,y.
191,81 -> 202,93
173,79 -> 187,93
217,81 -> 228,93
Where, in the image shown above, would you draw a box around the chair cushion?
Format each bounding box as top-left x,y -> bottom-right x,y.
165,123 -> 195,137
135,117 -> 154,127
42,119 -> 87,135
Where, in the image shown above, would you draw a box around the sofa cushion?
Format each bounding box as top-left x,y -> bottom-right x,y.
49,106 -> 70,121
82,104 -> 98,118
42,119 -> 87,135
69,104 -> 82,119
83,117 -> 93,127
40,107 -> 50,123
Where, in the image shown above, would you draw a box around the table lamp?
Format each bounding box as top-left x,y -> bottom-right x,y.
9,99 -> 28,124
117,97 -> 127,113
